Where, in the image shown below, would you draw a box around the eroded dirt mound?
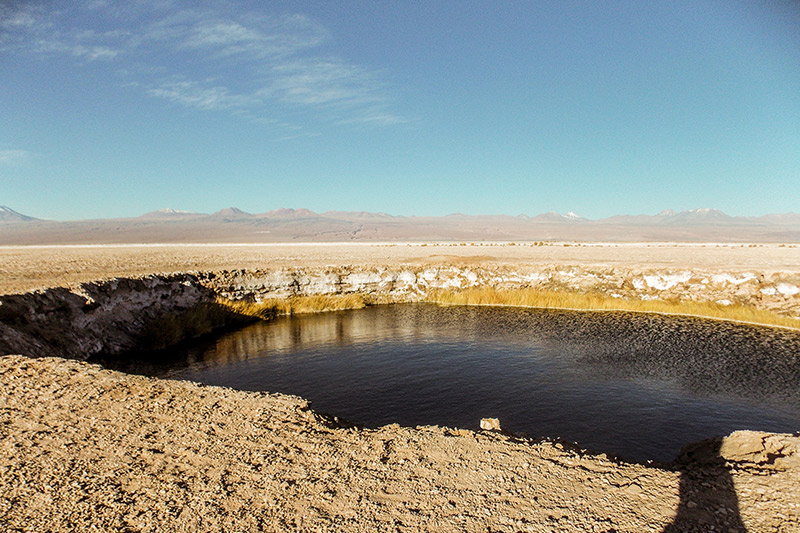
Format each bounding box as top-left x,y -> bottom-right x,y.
2,356 -> 798,531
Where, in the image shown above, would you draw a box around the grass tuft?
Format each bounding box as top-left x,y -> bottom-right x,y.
424,287 -> 800,331
217,293 -> 368,318
139,294 -> 371,351
139,288 -> 798,351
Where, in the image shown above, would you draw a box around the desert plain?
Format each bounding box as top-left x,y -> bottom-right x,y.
1,241 -> 799,532
2,241 -> 800,293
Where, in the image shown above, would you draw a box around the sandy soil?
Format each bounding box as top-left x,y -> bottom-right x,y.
2,355 -> 798,532
2,243 -> 799,531
2,242 -> 800,295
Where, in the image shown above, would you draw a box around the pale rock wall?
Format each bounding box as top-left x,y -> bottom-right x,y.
1,265 -> 798,361
202,266 -> 800,316
0,274 -> 213,360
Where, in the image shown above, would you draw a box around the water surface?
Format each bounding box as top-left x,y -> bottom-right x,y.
103,304 -> 800,463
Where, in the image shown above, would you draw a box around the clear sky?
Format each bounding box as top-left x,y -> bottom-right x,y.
1,0 -> 798,220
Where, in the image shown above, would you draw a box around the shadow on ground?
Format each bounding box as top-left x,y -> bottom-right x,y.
663,437 -> 746,532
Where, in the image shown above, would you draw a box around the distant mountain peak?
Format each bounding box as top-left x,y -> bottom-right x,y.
139,208 -> 199,219
657,207 -> 734,226
530,211 -> 566,222
156,208 -> 192,214
687,207 -> 724,215
650,208 -> 731,220
260,208 -> 320,219
531,211 -> 586,222
217,206 -> 247,214
210,207 -> 253,218
679,208 -> 730,219
0,205 -> 36,222
322,210 -> 395,220
1,205 -> 799,243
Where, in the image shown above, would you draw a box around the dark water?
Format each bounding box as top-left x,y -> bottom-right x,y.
100,304 -> 800,463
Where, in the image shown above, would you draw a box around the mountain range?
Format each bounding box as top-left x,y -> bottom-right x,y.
1,205 -> 799,244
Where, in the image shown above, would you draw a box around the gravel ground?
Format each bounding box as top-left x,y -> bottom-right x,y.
2,243 -> 799,531
1,356 -> 798,532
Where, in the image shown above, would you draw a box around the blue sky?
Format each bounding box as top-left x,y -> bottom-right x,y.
1,1 -> 798,220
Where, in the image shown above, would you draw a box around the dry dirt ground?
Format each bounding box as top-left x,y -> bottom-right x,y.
2,355 -> 798,532
2,242 -> 800,294
2,243 -> 800,531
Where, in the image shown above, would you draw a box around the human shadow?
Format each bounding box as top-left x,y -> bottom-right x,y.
663,436 -> 746,532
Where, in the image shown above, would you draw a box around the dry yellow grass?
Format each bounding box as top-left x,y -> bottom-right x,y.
217,293 -> 368,318
140,294 -> 370,350
141,288 -> 797,350
424,287 -> 800,331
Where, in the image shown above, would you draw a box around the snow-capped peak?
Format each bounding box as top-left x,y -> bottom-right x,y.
684,208 -> 729,218
0,205 -> 35,221
563,211 -> 583,220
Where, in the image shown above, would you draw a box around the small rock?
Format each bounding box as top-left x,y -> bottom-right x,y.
480,418 -> 501,431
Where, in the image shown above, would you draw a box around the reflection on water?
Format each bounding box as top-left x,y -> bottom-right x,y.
101,304 -> 800,463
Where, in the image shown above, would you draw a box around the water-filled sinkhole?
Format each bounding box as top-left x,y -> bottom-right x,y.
102,304 -> 800,463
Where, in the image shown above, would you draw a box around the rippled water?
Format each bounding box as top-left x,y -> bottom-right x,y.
102,304 -> 800,463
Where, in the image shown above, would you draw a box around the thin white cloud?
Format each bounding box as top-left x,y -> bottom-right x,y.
0,3 -> 45,52
139,10 -> 397,125
186,13 -> 326,54
2,11 -> 37,29
0,149 -> 32,165
147,79 -> 258,111
2,3 -> 403,130
1,5 -> 121,61
265,58 -> 384,106
35,39 -> 119,60
183,21 -> 262,50
271,131 -> 322,142
338,112 -> 408,126
145,11 -> 329,60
